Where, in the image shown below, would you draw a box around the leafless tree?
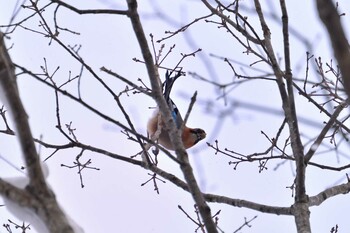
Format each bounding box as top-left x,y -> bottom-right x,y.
0,0 -> 350,233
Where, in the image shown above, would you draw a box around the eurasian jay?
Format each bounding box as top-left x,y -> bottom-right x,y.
147,71 -> 206,150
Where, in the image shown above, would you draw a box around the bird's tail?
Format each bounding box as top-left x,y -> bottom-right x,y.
163,71 -> 183,128
163,71 -> 182,102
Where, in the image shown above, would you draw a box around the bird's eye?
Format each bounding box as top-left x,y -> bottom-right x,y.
191,128 -> 206,144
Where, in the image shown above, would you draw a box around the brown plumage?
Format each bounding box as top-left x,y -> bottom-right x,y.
147,71 -> 206,150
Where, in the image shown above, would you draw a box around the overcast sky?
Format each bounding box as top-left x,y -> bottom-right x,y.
1,0 -> 350,232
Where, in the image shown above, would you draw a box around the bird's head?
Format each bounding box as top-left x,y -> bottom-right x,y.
182,127 -> 206,149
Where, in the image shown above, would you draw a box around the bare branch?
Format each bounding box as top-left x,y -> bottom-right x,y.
304,102 -> 347,163
51,0 -> 129,15
126,1 -> 218,232
0,30 -> 75,233
201,0 -> 262,44
316,0 -> 350,99
308,181 -> 350,207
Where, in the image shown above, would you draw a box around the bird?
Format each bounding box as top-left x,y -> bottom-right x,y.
147,71 -> 206,150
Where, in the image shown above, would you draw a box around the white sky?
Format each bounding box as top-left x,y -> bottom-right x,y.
1,0 -> 350,232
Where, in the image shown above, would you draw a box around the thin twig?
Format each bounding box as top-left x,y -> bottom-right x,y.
304,102 -> 347,163
51,0 -> 129,15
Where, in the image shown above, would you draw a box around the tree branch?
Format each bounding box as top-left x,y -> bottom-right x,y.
0,31 -> 75,233
308,181 -> 350,207
201,0 -> 262,44
0,33 -> 47,193
126,1 -> 218,232
51,0 -> 129,15
280,0 -> 306,202
304,102 -> 347,163
280,1 -> 310,232
253,0 -> 310,231
316,0 -> 350,100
